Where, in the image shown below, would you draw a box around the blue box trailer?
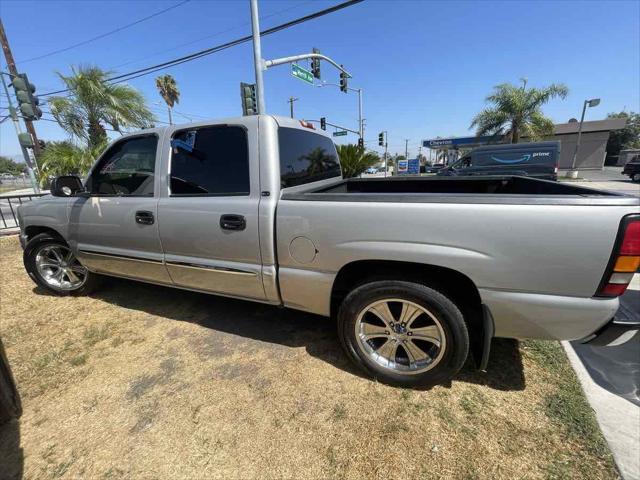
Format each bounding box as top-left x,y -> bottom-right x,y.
437,141 -> 560,181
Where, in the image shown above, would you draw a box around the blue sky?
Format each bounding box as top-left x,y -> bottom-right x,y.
1,0 -> 639,158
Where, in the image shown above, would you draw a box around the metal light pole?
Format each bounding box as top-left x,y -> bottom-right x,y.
316,82 -> 363,142
0,72 -> 39,193
249,0 -> 266,114
568,98 -> 600,177
384,131 -> 388,177
288,97 -> 298,118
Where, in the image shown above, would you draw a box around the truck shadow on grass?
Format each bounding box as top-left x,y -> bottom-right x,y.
35,277 -> 525,391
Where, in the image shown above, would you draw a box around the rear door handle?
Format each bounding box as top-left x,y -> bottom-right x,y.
220,214 -> 246,231
135,210 -> 155,225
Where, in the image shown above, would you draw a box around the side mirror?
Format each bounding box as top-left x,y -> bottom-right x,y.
50,175 -> 85,197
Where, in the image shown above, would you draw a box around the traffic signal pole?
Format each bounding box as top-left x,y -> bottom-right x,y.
0,73 -> 40,193
249,0 -> 266,114
0,18 -> 41,156
249,0 -> 352,116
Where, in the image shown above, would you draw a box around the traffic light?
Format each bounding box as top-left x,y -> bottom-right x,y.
320,117 -> 326,130
378,132 -> 385,146
12,73 -> 42,121
311,48 -> 321,79
358,138 -> 364,149
339,66 -> 348,93
240,82 -> 257,116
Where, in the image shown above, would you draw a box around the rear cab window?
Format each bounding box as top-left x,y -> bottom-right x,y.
169,126 -> 250,196
278,127 -> 341,188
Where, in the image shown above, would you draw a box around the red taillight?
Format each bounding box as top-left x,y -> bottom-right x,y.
596,215 -> 640,297
620,221 -> 640,255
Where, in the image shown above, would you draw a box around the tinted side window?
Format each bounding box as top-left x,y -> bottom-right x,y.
170,126 -> 250,196
87,135 -> 157,196
278,128 -> 341,188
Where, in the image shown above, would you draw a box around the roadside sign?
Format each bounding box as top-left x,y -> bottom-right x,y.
291,64 -> 313,84
397,160 -> 408,174
407,158 -> 420,174
332,131 -> 348,137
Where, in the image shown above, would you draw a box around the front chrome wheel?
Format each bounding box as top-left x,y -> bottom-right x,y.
355,298 -> 446,375
35,245 -> 88,291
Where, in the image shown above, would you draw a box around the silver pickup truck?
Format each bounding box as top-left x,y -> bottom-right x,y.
17,115 -> 640,387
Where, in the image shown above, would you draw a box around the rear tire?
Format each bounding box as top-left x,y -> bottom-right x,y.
338,280 -> 469,388
23,233 -> 100,296
632,173 -> 640,182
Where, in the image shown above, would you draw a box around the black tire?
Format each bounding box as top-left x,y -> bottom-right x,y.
338,280 -> 469,388
632,173 -> 640,182
0,338 -> 22,424
23,233 -> 100,296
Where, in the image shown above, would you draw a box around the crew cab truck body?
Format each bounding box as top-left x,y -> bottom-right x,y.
17,115 -> 640,387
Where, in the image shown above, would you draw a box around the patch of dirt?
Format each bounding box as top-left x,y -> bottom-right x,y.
0,236 -> 617,479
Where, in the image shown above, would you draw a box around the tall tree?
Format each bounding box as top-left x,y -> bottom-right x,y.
471,79 -> 569,143
0,156 -> 25,175
155,74 -> 180,125
337,144 -> 379,178
605,111 -> 640,161
49,65 -> 155,149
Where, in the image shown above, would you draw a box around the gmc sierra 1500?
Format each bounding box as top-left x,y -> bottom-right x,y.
17,115 -> 640,387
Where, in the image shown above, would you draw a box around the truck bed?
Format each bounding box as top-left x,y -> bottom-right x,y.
282,176 -> 639,205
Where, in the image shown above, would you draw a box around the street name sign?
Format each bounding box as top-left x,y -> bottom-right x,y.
291,64 -> 313,84
333,131 -> 348,137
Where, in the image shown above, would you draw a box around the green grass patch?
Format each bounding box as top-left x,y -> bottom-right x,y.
523,340 -> 613,460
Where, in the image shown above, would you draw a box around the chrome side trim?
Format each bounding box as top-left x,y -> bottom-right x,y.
78,249 -> 163,264
165,261 -> 257,276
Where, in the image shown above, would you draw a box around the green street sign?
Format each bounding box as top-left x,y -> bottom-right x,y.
332,131 -> 348,137
291,63 -> 313,84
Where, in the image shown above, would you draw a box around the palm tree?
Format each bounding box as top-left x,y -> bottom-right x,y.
336,144 -> 379,178
155,74 -> 180,125
38,140 -> 107,187
49,65 -> 155,149
471,79 -> 569,143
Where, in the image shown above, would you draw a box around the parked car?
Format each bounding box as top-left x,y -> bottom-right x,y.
0,173 -> 15,180
437,141 -> 560,180
423,164 -> 445,174
622,160 -> 640,182
16,116 -> 640,388
364,167 -> 378,174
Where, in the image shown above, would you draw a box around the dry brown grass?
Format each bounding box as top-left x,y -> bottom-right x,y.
0,236 -> 617,479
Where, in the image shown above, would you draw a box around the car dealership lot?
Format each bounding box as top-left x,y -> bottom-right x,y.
0,236 -> 617,479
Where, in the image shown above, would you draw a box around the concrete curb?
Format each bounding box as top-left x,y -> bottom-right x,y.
562,341 -> 640,480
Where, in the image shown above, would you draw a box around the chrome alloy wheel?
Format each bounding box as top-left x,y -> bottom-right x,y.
35,245 -> 88,291
355,298 -> 446,375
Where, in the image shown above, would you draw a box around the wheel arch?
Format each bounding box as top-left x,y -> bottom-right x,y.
24,225 -> 66,244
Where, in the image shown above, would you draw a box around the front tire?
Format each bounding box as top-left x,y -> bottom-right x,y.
23,233 -> 99,296
632,173 -> 640,182
338,281 -> 469,388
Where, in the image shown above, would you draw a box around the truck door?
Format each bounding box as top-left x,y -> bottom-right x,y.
157,123 -> 266,300
69,133 -> 171,284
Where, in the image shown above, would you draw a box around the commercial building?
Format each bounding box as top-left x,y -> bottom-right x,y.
423,117 -> 627,170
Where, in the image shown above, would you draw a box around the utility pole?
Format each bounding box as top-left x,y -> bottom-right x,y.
0,73 -> 39,193
0,18 -> 41,156
405,139 -> 409,160
384,131 -> 388,178
249,0 -> 266,114
287,97 -> 298,118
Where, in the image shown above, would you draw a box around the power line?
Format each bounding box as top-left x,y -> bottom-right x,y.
41,0 -> 364,98
108,0 -> 313,72
20,0 -> 191,64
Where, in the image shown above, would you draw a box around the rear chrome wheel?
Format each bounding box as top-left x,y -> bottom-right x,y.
35,245 -> 88,291
355,299 -> 446,375
338,281 -> 469,388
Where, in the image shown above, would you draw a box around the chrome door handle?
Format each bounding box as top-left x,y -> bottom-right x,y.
220,214 -> 246,231
135,210 -> 154,225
